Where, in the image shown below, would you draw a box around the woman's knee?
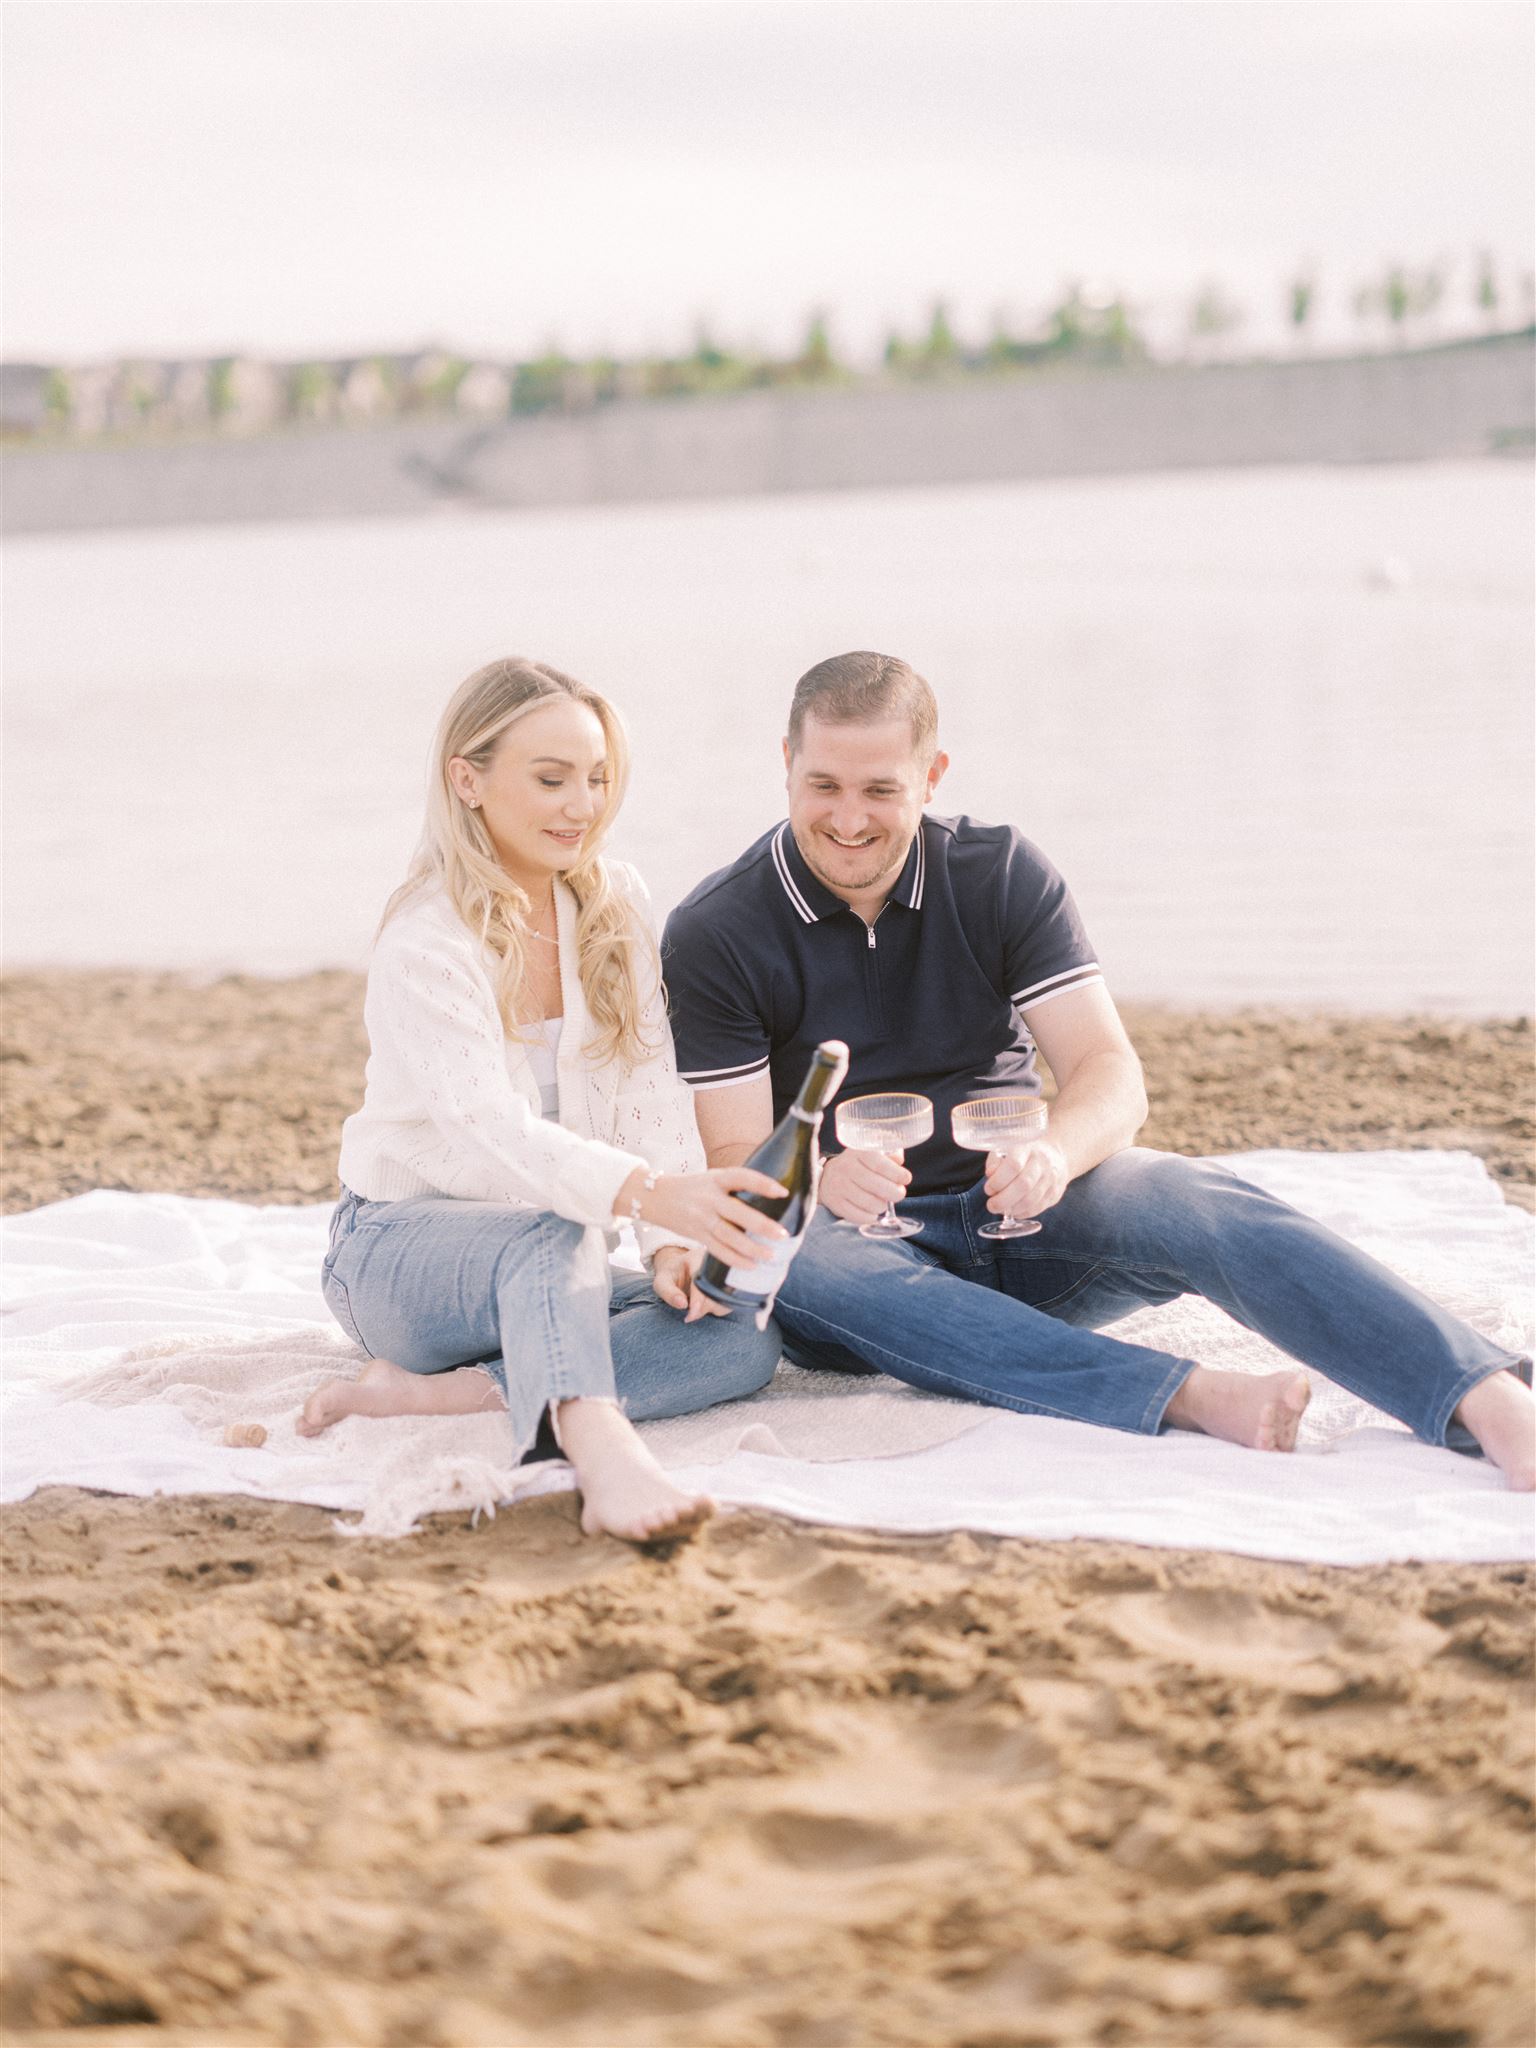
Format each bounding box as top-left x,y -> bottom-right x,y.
530,1211 -> 592,1253
491,1209 -> 600,1285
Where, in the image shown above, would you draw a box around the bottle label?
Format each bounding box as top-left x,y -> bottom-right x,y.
724,1229 -> 805,1298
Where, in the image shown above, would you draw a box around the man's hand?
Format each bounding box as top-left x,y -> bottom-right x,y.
650,1244 -> 732,1322
818,1147 -> 910,1225
984,1138 -> 1071,1222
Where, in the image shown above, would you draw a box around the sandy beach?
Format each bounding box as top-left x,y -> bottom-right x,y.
2,976 -> 1533,2047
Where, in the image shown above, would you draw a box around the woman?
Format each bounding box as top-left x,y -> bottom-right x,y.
298,657 -> 788,1545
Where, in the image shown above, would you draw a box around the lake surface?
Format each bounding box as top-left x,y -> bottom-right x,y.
4,461 -> 1532,1012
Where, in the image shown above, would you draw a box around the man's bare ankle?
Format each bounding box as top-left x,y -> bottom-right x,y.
1164,1370 -> 1202,1430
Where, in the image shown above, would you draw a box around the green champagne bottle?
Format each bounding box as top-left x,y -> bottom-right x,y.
693,1040 -> 849,1324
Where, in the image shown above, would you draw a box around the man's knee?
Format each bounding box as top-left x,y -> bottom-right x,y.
1078,1146 -> 1228,1210
711,1317 -> 783,1401
774,1212 -> 847,1307
777,1207 -> 924,1308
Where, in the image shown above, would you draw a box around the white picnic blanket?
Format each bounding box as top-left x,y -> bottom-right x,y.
2,1152 -> 1531,1563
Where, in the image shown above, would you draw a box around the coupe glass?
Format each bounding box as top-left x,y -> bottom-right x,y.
951,1095 -> 1050,1239
833,1092 -> 934,1239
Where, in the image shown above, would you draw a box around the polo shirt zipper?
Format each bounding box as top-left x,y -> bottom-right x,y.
861,905 -> 890,950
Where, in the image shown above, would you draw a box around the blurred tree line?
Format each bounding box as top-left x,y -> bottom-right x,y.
11,254 -> 1534,444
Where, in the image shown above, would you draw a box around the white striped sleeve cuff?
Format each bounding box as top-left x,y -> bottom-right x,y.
680,1053 -> 772,1092
1012,962 -> 1105,1011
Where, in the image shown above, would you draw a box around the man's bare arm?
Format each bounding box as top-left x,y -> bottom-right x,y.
1023,981 -> 1148,1178
978,983 -> 1147,1222
692,1071 -> 776,1168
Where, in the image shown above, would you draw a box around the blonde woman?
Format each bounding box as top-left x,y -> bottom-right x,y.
297,658 -> 787,1544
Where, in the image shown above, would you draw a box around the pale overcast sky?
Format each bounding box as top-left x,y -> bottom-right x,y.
4,0 -> 1532,364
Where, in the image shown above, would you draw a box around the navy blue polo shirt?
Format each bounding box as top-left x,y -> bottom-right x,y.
661,814 -> 1104,1194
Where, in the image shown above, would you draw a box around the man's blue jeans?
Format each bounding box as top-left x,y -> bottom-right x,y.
322,1190 -> 783,1461
773,1148 -> 1524,1446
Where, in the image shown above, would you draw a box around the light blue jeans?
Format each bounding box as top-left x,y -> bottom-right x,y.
322,1189 -> 783,1461
773,1148 -> 1528,1448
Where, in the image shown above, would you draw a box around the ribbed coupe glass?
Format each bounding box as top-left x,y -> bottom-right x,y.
833,1092 -> 934,1239
951,1094 -> 1050,1239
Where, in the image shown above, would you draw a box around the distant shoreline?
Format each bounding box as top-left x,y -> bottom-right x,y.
5,335 -> 1532,538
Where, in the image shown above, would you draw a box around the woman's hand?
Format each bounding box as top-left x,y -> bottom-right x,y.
618,1165 -> 788,1270
650,1244 -> 733,1322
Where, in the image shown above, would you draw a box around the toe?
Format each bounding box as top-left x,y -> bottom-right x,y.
637,1499 -> 712,1554
1277,1377 -> 1311,1451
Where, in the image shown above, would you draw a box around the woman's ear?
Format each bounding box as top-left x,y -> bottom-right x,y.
447,756 -> 479,807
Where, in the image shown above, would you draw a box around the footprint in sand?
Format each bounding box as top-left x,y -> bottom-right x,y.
749,1809 -> 927,1872
737,1526 -> 832,1582
787,1559 -> 891,1624
1101,1587 -> 1342,1693
146,1797 -> 227,1873
531,1850 -> 632,1902
517,1958 -> 724,2027
899,1709 -> 1059,1784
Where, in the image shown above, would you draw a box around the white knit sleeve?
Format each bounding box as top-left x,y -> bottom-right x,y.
608,865 -> 709,1262
368,923 -> 639,1229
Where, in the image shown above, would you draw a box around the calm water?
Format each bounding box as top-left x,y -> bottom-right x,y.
4,462 -> 1532,1011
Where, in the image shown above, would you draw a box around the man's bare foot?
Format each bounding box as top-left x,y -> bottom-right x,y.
1453,1371 -> 1536,1490
296,1358 -> 502,1437
554,1398 -> 715,1548
1164,1366 -> 1312,1451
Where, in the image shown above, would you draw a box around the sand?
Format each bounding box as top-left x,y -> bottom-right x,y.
3,978 -> 1531,1217
2,975 -> 1533,2047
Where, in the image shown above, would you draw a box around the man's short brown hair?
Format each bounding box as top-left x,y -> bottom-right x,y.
787,651 -> 939,758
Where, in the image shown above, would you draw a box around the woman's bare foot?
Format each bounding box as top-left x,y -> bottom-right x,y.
1453,1371 -> 1536,1490
1164,1366 -> 1311,1451
296,1358 -> 502,1437
554,1398 -> 714,1548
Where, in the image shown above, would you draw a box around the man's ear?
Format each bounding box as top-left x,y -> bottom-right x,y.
782,736 -> 793,777
925,750 -> 950,802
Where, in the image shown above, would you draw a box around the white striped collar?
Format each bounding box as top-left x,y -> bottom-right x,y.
770,823 -> 822,923
771,820 -> 928,922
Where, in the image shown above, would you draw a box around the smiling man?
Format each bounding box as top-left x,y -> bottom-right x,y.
660,651 -> 1534,1485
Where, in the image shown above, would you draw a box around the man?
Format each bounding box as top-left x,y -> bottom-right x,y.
662,651 -> 1534,1487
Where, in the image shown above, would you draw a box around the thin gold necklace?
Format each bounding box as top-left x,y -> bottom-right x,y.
520,894 -> 559,945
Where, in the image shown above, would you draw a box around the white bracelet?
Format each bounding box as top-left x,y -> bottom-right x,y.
627,1169 -> 661,1225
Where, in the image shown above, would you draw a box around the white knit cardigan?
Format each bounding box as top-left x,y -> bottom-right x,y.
337,863 -> 705,1260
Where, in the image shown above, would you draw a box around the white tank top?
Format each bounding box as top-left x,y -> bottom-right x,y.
524,1017 -> 562,1120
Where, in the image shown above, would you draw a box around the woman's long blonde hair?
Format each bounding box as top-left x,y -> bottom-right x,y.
383,657 -> 660,1068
